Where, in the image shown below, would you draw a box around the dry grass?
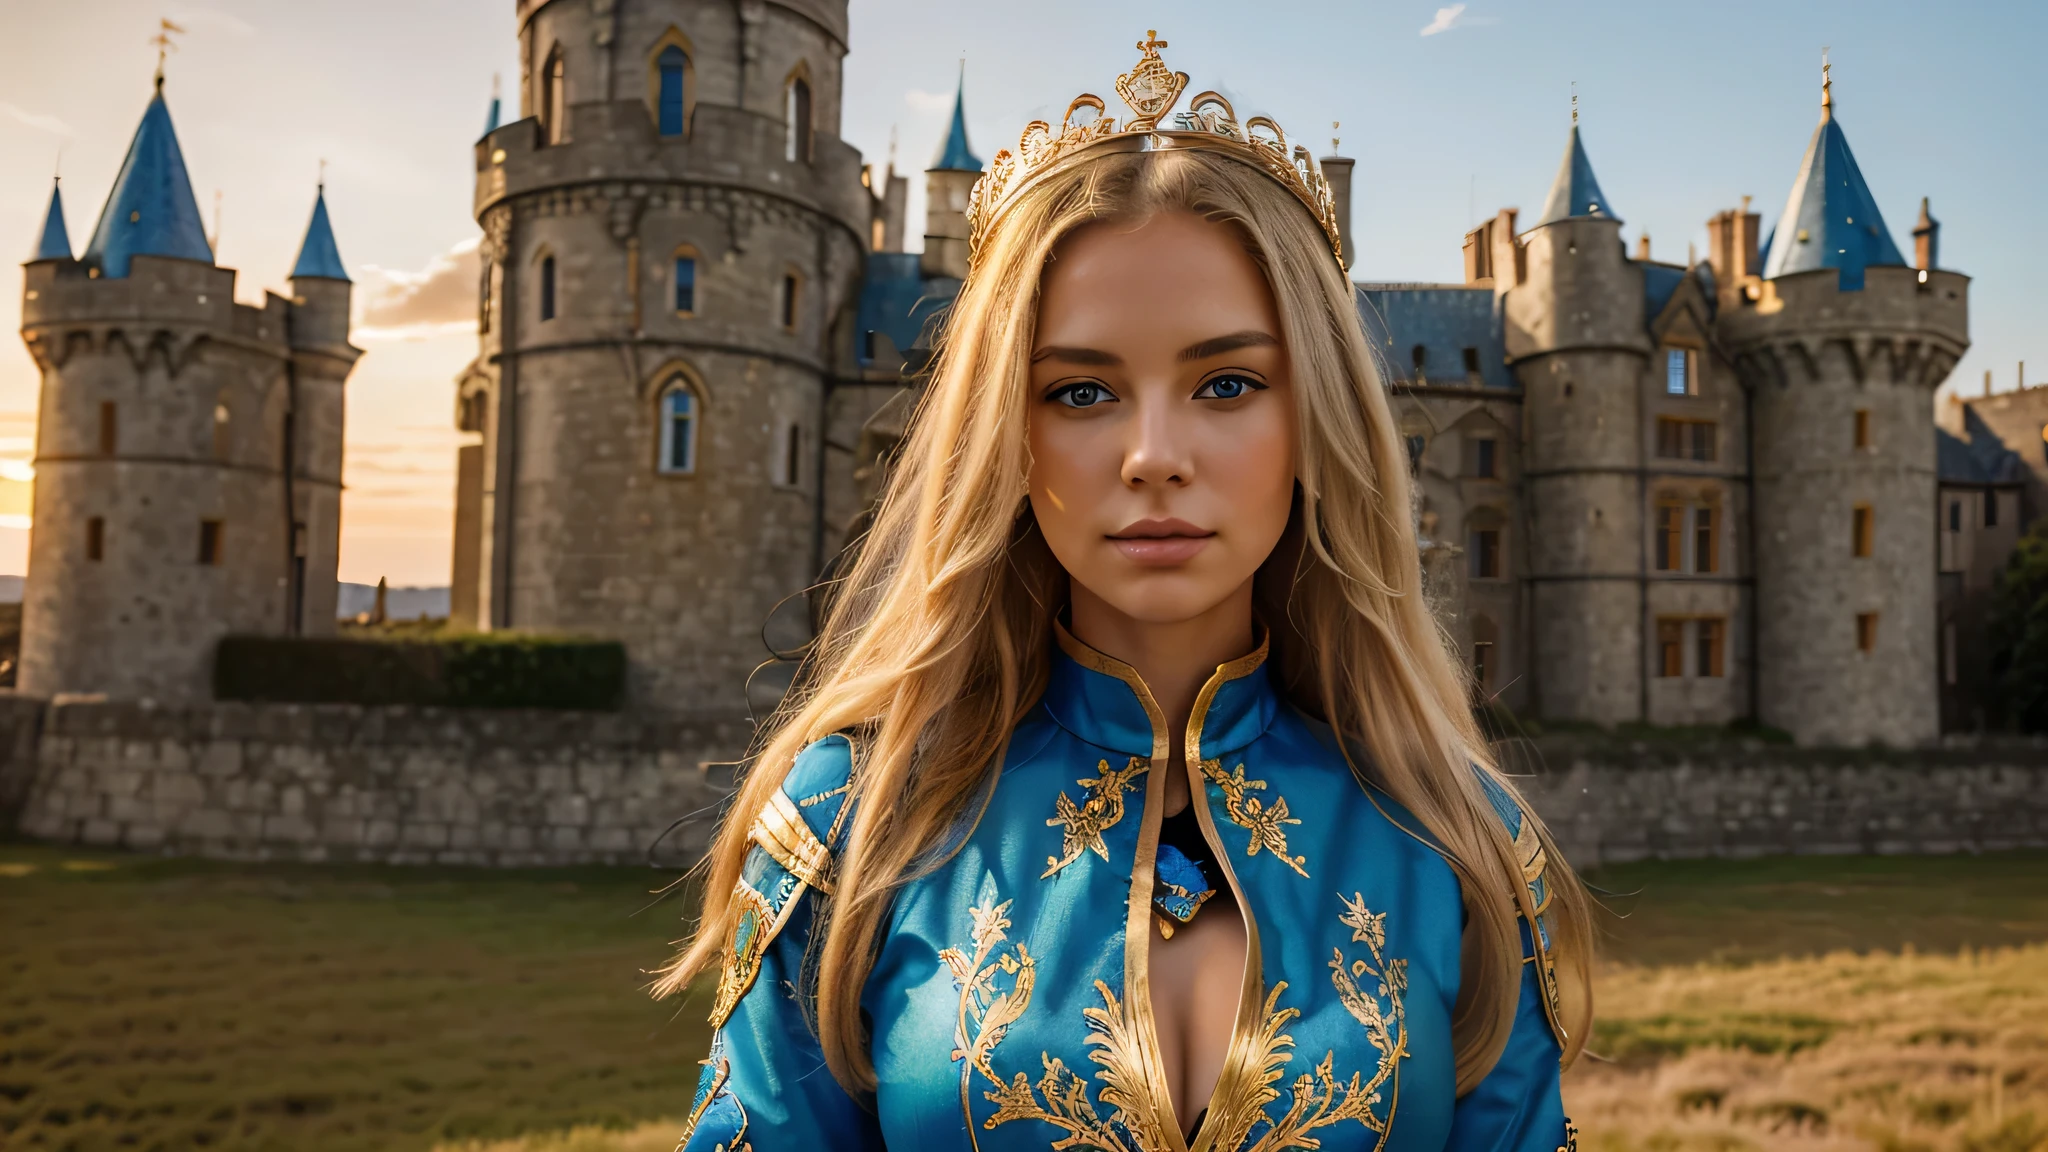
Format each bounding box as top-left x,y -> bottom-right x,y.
433,1120 -> 682,1152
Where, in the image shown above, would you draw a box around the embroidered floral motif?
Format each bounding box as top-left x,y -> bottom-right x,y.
674,1053 -> 752,1152
941,881 -> 1170,1151
1557,1119 -> 1580,1152
1201,759 -> 1310,878
1041,756 -> 1149,879
1201,894 -> 1409,1152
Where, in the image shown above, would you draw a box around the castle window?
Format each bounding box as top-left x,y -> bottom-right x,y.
657,381 -> 698,475
779,421 -> 801,486
779,272 -> 801,331
1986,491 -> 1999,528
1696,617 -> 1726,677
541,46 -> 566,146
1948,499 -> 1961,532
1856,611 -> 1879,654
213,394 -> 232,461
785,73 -> 813,163
86,517 -> 104,562
1657,618 -> 1683,677
539,255 -> 557,321
673,249 -> 698,314
98,401 -> 117,456
198,520 -> 223,566
1468,528 -> 1501,579
1943,621 -> 1958,685
871,217 -> 887,252
1655,502 -> 1683,571
1656,417 -> 1717,462
1470,614 -> 1500,696
1462,347 -> 1481,375
1853,408 -> 1871,449
1664,347 -> 1696,395
656,45 -> 690,137
1852,503 -> 1874,558
1470,436 -> 1497,479
479,260 -> 494,334
1411,344 -> 1427,375
1693,506 -> 1718,574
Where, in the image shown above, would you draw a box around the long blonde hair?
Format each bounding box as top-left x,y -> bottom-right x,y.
656,148 -> 1593,1094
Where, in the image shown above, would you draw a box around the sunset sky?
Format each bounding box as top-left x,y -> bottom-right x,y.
2,0 -> 2042,586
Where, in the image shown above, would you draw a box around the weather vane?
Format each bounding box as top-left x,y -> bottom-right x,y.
1570,80 -> 1578,125
150,18 -> 185,87
1332,120 -> 1341,153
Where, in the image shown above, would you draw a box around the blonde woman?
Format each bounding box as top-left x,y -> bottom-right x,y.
662,31 -> 1592,1152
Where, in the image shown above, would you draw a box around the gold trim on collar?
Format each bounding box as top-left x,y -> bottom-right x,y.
749,788 -> 836,895
1052,619 -> 1271,690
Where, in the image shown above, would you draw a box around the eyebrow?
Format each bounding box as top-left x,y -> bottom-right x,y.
1029,330 -> 1280,367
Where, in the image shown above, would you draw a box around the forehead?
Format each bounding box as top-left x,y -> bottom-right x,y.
1035,211 -> 1278,348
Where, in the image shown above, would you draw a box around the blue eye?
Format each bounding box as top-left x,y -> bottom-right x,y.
1051,382 -> 1116,408
1195,374 -> 1264,400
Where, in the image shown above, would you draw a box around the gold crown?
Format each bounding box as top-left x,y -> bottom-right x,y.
966,30 -> 1343,269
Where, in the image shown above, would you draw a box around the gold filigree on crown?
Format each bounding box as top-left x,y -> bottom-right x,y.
965,30 -> 1343,268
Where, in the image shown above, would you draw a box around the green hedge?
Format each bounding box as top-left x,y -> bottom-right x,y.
214,634 -> 627,710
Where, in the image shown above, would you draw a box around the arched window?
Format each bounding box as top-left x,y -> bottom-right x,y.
538,254 -> 557,321
673,247 -> 698,314
657,381 -> 699,474
655,45 -> 689,137
541,46 -> 566,145
785,73 -> 813,163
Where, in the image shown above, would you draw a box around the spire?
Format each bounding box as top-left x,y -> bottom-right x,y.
1820,49 -> 1833,122
31,178 -> 71,262
1759,64 -> 1905,289
290,184 -> 348,281
1534,121 -> 1619,227
484,73 -> 502,137
929,62 -> 982,173
81,87 -> 213,278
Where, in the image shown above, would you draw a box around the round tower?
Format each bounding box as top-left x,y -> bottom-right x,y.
455,0 -> 872,712
17,81 -> 357,703
1720,68 -> 1967,746
1505,121 -> 1651,724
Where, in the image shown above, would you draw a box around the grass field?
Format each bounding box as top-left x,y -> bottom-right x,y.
3,845 -> 2046,1152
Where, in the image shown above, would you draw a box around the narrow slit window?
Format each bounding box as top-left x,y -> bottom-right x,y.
1462,347 -> 1481,374
1473,437 -> 1497,479
779,273 -> 799,331
1948,500 -> 1961,532
1696,618 -> 1725,677
782,422 -> 801,486
656,46 -> 688,137
542,47 -> 566,146
86,516 -> 104,562
1986,492 -> 1999,528
198,520 -> 223,566
1853,409 -> 1871,449
785,76 -> 813,162
658,385 -> 697,475
1856,611 -> 1879,654
674,253 -> 697,314
1852,504 -> 1874,558
99,401 -> 117,456
539,255 -> 557,321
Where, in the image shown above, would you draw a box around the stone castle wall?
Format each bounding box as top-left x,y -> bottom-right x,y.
4,696 -> 2045,870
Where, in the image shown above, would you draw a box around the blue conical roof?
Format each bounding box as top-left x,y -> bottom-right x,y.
1760,111 -> 1904,289
82,86 -> 213,278
484,95 -> 501,137
1535,125 -> 1620,227
930,69 -> 982,173
290,187 -> 348,280
31,179 -> 71,262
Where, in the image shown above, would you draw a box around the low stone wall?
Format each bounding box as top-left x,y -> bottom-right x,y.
11,698 -> 748,866
1508,736 -> 2048,867
10,695 -> 2048,869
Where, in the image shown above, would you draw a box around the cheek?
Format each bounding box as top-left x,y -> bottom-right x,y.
1212,401 -> 1297,520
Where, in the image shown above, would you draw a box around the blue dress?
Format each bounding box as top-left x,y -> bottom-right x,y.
681,626 -> 1577,1152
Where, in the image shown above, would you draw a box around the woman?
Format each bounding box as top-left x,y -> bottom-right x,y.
661,31 -> 1593,1152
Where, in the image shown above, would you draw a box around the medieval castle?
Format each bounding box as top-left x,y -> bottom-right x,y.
18,1 -> 2048,749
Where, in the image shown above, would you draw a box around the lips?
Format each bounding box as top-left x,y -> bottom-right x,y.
1107,518 -> 1214,565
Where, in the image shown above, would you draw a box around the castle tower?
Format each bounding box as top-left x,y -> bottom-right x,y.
17,78 -> 357,703
921,67 -> 980,282
1719,63 -> 1968,746
1503,117 -> 1652,723
452,0 -> 873,712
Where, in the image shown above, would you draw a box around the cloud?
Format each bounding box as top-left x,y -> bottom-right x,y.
905,89 -> 954,115
355,237 -> 479,340
1420,4 -> 1468,35
1,102 -> 73,137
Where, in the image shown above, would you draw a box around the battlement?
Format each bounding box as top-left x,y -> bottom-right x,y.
474,102 -> 869,236
1720,265 -> 1970,388
20,255 -> 296,366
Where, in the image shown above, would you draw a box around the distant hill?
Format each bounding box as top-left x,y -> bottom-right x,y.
337,583 -> 450,620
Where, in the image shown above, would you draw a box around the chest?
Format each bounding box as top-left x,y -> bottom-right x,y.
863,731 -> 1466,1151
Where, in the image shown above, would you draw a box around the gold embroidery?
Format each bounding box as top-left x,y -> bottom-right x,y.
707,877 -> 779,1029
1041,756 -> 1149,879
674,1057 -> 752,1152
1557,1119 -> 1579,1152
749,789 -> 836,894
1200,759 -> 1310,878
941,891 -> 1170,1152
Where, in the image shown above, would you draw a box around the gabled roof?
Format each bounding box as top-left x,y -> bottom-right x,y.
30,179 -> 70,262
1534,125 -> 1619,227
1938,411 -> 2028,486
1354,284 -> 1513,389
929,69 -> 982,173
1760,111 -> 1905,289
290,186 -> 348,281
82,85 -> 214,279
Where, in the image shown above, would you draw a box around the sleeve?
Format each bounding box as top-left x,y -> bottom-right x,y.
1444,772 -> 1578,1152
679,735 -> 885,1152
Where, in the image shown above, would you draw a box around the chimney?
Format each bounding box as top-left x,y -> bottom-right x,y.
1322,124 -> 1355,273
1463,220 -> 1494,285
1913,197 -> 1939,271
1984,368 -> 1993,398
1635,234 -> 1651,261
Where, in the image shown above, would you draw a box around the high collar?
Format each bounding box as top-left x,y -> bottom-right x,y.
1040,622 -> 1278,762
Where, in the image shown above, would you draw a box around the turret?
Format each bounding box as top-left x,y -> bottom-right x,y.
288,184 -> 353,348
79,80 -> 213,279
30,179 -> 70,263
921,65 -> 980,282
1913,197 -> 1939,271
1506,112 -> 1650,724
1719,58 -> 1969,746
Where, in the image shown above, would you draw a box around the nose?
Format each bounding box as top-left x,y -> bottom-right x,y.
1120,388 -> 1193,489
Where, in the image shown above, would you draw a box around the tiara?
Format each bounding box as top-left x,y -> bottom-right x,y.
965,30 -> 1343,269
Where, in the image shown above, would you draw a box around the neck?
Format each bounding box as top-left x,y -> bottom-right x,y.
1067,579 -> 1257,740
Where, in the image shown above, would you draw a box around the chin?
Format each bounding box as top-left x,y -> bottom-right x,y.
1094,573 -> 1240,627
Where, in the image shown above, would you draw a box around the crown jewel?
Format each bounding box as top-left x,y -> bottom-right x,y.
966,31 -> 1343,268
